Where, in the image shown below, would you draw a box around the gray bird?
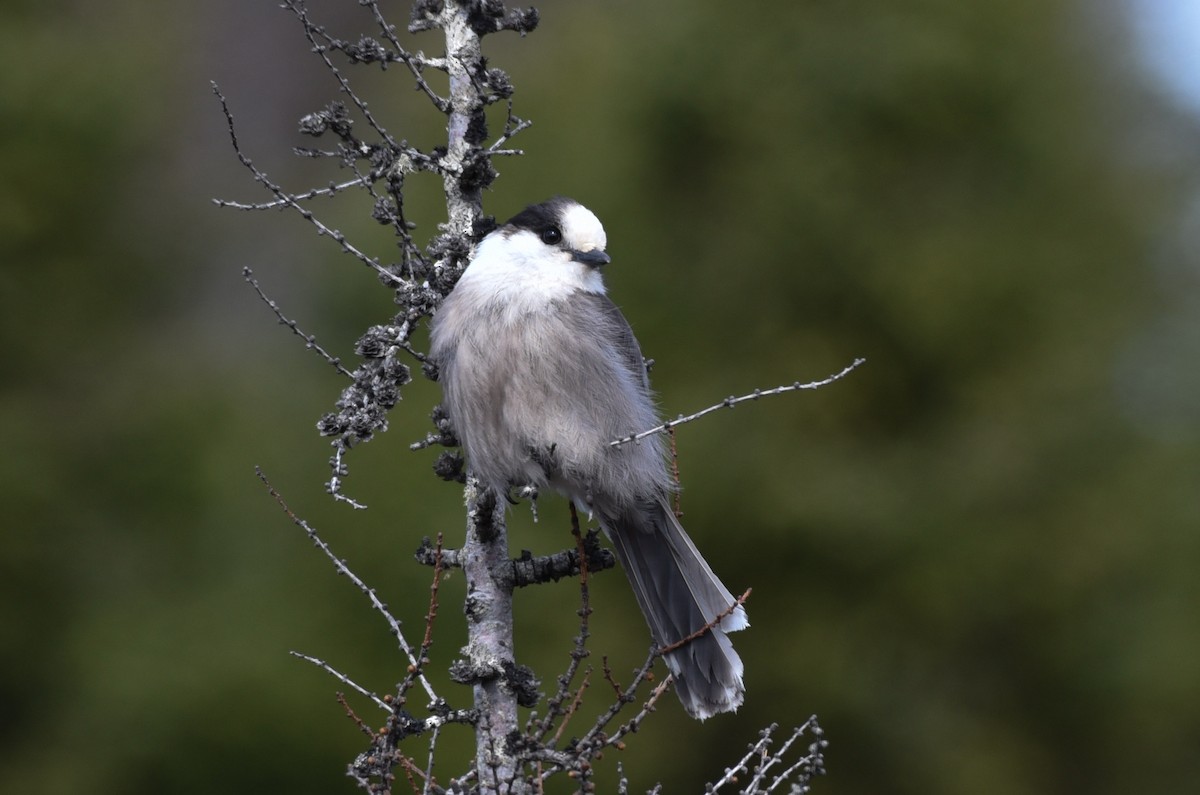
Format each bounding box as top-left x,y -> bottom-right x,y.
429,197 -> 747,719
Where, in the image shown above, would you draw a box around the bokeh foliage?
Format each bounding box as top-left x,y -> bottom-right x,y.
3,1 -> 1198,793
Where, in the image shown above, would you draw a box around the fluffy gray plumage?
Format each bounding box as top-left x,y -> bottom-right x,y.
429,197 -> 748,719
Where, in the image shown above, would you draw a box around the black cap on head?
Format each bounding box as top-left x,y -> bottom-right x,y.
504,197 -> 575,235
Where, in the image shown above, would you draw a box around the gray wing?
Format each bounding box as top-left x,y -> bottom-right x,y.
570,291 -> 652,394
551,290 -> 673,502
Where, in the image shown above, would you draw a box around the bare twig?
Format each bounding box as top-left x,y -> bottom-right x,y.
707,718 -> 827,794
598,676 -> 673,752
417,533 -> 444,663
243,267 -> 353,378
668,426 -> 683,519
657,588 -> 751,656
281,0 -> 406,150
576,648 -> 660,751
611,358 -> 866,447
216,175 -> 370,209
359,0 -> 452,111
256,467 -> 437,701
549,670 -> 591,747
600,655 -> 624,699
398,751 -> 425,795
527,647 -> 673,785
211,83 -> 396,281
328,444 -> 367,511
423,725 -> 442,795
290,651 -> 389,710
338,691 -> 378,738
487,100 -> 533,154
530,505 -> 595,741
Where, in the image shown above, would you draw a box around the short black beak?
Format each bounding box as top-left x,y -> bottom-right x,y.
572,248 -> 611,268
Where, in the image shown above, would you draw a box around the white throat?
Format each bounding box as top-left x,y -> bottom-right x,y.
454,230 -> 607,318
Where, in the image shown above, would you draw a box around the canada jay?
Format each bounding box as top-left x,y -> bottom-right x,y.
429,197 -> 747,719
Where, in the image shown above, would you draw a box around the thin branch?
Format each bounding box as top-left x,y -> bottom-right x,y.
338,691 -> 378,738
549,670 -> 591,747
530,505 -> 595,741
359,0 -> 452,112
423,725 -> 442,795
746,723 -> 802,793
291,651 -> 389,710
576,648 -> 660,751
421,533 -> 445,653
706,718 -> 827,794
215,175 -> 370,209
487,100 -> 533,154
256,467 -> 437,701
667,426 -> 682,519
597,676 -> 673,752
532,650 -> 673,782
342,155 -> 426,269
611,358 -> 866,447
211,82 -> 395,281
600,656 -> 624,699
533,590 -> 756,773
657,588 -> 751,657
243,267 -> 353,378
281,0 -> 405,150
328,444 -> 367,510
398,751 -> 425,795
709,725 -> 776,792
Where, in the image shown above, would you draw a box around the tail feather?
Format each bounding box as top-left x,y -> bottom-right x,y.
598,498 -> 747,720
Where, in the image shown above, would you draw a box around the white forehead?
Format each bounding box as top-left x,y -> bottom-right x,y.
559,202 -> 607,252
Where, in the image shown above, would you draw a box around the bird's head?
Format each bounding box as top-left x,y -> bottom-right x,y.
501,197 -> 611,270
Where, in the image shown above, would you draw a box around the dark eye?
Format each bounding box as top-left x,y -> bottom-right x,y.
540,226 -> 562,245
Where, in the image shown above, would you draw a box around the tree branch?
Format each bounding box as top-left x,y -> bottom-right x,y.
611,358 -> 867,447
242,267 -> 353,378
257,467 -> 439,703
459,482 -> 523,791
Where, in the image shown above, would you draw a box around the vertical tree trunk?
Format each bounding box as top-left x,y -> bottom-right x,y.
436,4 -> 519,791
461,484 -> 521,793
440,0 -> 487,238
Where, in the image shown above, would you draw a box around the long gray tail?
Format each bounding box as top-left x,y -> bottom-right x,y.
598,497 -> 748,720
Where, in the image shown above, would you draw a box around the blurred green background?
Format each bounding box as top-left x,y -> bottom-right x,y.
4,0 -> 1199,792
